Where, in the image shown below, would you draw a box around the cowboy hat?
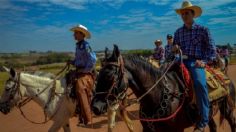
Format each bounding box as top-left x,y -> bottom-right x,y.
154,39 -> 162,45
175,1 -> 202,18
70,24 -> 91,39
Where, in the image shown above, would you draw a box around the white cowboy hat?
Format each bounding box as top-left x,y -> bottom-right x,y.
70,24 -> 91,39
154,39 -> 162,45
175,1 -> 202,18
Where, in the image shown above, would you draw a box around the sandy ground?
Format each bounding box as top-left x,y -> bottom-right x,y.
0,65 -> 236,132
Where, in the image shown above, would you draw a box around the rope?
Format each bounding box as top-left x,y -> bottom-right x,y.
18,100 -> 62,124
136,58 -> 176,102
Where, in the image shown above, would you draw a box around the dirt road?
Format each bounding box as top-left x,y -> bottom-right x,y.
0,65 -> 236,132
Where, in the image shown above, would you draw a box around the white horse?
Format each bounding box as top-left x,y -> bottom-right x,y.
0,67 -> 76,132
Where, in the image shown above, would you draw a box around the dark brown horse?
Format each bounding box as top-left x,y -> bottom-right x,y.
92,45 -> 236,132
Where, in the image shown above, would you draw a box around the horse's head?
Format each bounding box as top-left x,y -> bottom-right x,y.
0,67 -> 21,114
92,45 -> 128,115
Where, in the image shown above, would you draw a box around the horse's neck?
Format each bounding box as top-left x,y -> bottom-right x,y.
124,58 -> 159,100
19,73 -> 56,107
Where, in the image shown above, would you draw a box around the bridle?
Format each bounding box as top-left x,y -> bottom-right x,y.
96,55 -> 128,105
3,73 -> 22,106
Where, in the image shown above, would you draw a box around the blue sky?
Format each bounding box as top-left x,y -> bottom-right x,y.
0,0 -> 236,52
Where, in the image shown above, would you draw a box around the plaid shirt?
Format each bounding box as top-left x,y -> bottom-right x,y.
165,44 -> 174,60
220,49 -> 229,57
173,23 -> 216,61
153,46 -> 165,60
72,40 -> 96,72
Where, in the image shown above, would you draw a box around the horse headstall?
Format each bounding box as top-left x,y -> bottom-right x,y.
98,55 -> 128,103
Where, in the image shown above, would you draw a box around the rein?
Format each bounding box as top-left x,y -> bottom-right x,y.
102,51 -> 189,122
136,57 -> 177,102
16,64 -> 69,124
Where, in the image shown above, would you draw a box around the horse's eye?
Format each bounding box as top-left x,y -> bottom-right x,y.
5,88 -> 10,92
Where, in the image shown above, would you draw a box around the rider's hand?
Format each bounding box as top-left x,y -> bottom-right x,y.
195,60 -> 205,68
172,45 -> 179,52
149,56 -> 154,60
207,59 -> 217,67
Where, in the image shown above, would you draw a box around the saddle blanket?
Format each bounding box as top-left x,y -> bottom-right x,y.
205,67 -> 230,102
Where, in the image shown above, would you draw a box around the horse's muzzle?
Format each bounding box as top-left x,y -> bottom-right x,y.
91,98 -> 107,115
0,102 -> 10,115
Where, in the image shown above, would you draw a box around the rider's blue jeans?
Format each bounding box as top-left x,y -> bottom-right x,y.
184,59 -> 209,128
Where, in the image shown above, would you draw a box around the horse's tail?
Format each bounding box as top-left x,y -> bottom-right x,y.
220,80 -> 236,126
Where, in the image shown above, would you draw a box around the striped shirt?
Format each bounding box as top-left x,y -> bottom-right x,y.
173,22 -> 216,61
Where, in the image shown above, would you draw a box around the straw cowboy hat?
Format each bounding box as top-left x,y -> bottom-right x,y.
70,24 -> 91,39
175,1 -> 202,18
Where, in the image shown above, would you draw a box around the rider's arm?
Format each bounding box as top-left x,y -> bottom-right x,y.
204,27 -> 216,62
172,31 -> 180,52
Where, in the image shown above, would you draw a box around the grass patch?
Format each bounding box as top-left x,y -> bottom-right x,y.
0,72 -> 9,95
230,56 -> 236,65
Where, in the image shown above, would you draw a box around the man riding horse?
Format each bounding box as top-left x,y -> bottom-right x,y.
68,24 -> 96,126
173,1 -> 216,132
152,39 -> 165,65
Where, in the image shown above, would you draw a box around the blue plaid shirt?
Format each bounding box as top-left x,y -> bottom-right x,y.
173,23 -> 216,61
72,40 -> 96,72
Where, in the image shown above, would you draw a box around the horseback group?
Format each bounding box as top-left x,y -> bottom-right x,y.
0,1 -> 235,132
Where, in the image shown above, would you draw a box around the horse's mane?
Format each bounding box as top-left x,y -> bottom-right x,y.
32,71 -> 55,79
20,72 -> 66,93
20,72 -> 55,87
25,71 -> 55,79
124,55 -> 161,78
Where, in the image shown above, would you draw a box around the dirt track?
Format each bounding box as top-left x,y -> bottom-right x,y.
0,65 -> 236,132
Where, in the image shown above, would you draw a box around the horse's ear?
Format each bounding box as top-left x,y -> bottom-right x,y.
2,66 -> 10,72
113,44 -> 120,58
10,68 -> 16,78
105,47 -> 109,59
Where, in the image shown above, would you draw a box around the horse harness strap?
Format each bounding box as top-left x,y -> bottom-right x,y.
16,64 -> 69,124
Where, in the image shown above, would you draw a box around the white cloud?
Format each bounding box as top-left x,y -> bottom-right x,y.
148,0 -> 170,6
0,0 -> 28,11
208,16 -> 236,25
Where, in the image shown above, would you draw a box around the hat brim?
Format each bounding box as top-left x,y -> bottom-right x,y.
175,5 -> 202,18
70,27 -> 91,39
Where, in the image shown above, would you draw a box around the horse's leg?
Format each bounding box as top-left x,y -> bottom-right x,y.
49,100 -> 72,132
119,98 -> 134,132
208,118 -> 217,132
119,108 -> 134,132
48,121 -> 64,132
62,120 -> 71,132
219,97 -> 236,132
108,104 -> 118,132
